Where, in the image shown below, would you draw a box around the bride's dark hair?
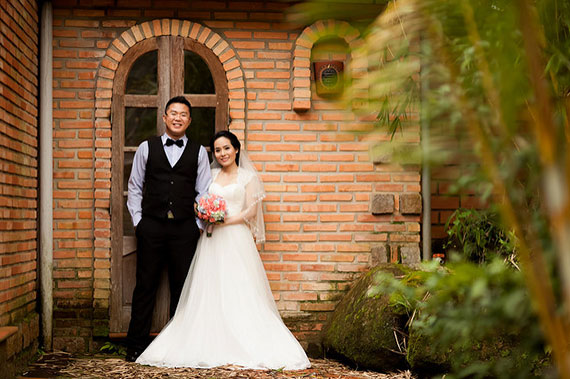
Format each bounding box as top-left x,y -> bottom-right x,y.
210,130 -> 241,165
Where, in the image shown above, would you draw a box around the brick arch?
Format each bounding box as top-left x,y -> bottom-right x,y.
292,19 -> 364,112
94,18 -> 244,128
92,19 -> 245,309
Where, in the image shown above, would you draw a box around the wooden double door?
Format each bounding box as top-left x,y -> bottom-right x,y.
109,35 -> 228,335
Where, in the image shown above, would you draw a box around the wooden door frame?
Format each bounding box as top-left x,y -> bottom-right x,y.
109,35 -> 229,334
110,38 -> 159,334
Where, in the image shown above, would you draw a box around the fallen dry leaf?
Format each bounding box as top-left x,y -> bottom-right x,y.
20,352 -> 415,379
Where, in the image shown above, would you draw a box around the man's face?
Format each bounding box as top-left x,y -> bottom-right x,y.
163,102 -> 191,139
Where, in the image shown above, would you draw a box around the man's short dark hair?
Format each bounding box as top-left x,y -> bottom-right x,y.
165,96 -> 192,115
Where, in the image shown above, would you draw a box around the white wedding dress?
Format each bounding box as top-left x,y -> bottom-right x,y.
136,168 -> 311,370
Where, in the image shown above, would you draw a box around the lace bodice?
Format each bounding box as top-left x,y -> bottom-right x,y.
209,168 -> 254,217
209,182 -> 245,218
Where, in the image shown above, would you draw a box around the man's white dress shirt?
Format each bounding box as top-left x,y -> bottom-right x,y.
127,134 -> 212,229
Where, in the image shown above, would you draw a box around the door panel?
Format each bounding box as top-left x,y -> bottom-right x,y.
110,33 -> 229,335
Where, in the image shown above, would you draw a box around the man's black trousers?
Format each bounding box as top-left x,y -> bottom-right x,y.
126,216 -> 200,351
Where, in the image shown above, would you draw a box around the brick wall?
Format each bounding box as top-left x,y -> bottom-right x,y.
51,0 -> 420,351
0,0 -> 40,369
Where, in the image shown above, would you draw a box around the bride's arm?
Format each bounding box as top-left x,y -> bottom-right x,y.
222,178 -> 260,226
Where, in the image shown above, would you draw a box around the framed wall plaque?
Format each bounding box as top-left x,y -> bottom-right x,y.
313,61 -> 344,97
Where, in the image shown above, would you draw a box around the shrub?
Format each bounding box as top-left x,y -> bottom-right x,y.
371,259 -> 550,378
444,208 -> 517,264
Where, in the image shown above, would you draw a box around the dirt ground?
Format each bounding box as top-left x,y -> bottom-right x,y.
18,351 -> 414,379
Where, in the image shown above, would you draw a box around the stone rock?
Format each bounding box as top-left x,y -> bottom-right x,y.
400,193 -> 422,215
371,194 -> 394,215
399,245 -> 421,265
406,328 -> 451,375
370,245 -> 389,265
321,264 -> 410,371
406,325 -> 535,376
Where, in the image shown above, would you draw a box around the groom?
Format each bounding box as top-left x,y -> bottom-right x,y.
125,96 -> 212,362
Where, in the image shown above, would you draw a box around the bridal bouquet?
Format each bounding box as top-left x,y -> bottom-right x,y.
196,193 -> 227,237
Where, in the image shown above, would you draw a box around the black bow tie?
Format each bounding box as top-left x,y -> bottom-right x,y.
165,138 -> 184,147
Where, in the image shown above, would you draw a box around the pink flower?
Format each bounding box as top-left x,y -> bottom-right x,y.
196,194 -> 227,237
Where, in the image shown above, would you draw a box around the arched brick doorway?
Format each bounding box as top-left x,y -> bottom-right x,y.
93,19 -> 245,334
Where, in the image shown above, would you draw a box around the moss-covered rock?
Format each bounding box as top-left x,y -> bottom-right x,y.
406,318 -> 543,377
406,327 -> 451,375
321,263 -> 410,371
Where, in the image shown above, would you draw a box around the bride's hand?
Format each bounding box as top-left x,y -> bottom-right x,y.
223,216 -> 242,226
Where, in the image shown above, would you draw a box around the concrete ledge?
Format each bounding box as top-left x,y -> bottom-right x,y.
0,313 -> 40,379
0,326 -> 18,343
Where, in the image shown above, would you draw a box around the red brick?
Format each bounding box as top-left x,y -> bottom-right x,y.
282,194 -> 317,202
224,30 -> 252,38
319,175 -> 354,183
300,303 -> 336,312
265,163 -> 299,172
253,31 -> 287,39
265,144 -> 300,151
283,292 -> 318,301
303,224 -> 337,232
320,234 -> 352,241
266,224 -> 301,232
320,214 -> 355,222
302,204 -> 336,212
283,214 -> 318,222
375,184 -> 405,192
233,41 -> 264,49
263,263 -> 298,272
235,22 -> 270,29
283,175 -> 316,183
257,51 -> 290,60
301,244 -> 335,252
283,233 -> 317,242
270,282 -> 299,291
283,254 -> 318,262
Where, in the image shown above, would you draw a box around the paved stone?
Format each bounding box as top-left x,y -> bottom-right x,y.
371,244 -> 390,265
371,194 -> 395,215
399,245 -> 421,265
399,194 -> 422,215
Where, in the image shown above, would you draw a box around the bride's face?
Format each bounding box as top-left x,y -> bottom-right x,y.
213,136 -> 238,168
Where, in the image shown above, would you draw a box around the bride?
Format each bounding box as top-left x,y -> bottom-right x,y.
136,130 -> 311,370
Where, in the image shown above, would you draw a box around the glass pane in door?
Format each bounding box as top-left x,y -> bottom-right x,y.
125,107 -> 158,147
123,200 -> 135,237
123,149 -> 135,237
123,150 -> 135,189
184,51 -> 215,94
126,51 -> 158,95
187,107 -> 215,148
124,107 -> 157,238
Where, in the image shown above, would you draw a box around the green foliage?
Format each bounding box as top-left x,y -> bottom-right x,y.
372,259 -> 549,378
415,259 -> 546,378
369,266 -> 434,316
540,0 -> 570,97
444,208 -> 517,264
290,0 -> 570,375
99,341 -> 126,356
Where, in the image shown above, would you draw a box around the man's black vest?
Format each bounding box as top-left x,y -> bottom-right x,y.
141,136 -> 200,220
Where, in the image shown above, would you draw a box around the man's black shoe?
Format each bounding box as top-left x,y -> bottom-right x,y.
125,348 -> 141,362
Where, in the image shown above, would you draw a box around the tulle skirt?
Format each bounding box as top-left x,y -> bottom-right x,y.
136,223 -> 311,370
